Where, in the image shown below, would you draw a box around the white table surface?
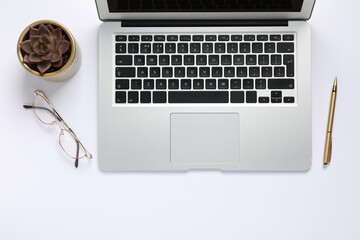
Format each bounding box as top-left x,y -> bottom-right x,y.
1,0 -> 360,239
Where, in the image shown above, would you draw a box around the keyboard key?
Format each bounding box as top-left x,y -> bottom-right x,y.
140,91 -> 151,103
231,35 -> 242,41
115,35 -> 126,41
128,91 -> 139,103
116,67 -> 135,77
284,97 -> 295,103
209,55 -> 219,65
268,79 -> 294,89
178,43 -> 188,53
206,35 -> 216,41
159,55 -> 169,65
252,43 -> 263,53
147,55 -> 157,65
249,67 -> 260,77
116,43 -> 126,53
274,67 -> 285,77
246,55 -> 257,65
140,43 -> 151,53
258,55 -> 269,65
240,43 -> 250,53
199,67 -> 210,77
193,35 -> 204,41
184,55 -> 195,65
255,79 -> 266,89
231,91 -> 244,103
218,79 -> 229,89
272,98 -> 282,103
271,91 -> 282,103
243,79 -> 254,89
206,79 -> 216,89
116,55 -> 132,65
171,55 -> 182,65
193,79 -> 204,89
129,35 -> 140,41
265,43 -> 275,53
246,91 -> 257,103
237,67 -> 247,77
180,35 -> 191,41
270,35 -> 281,41
128,43 -> 139,53
116,79 -> 129,89
190,43 -> 201,53
162,67 -> 173,77
181,79 -> 191,89
169,91 -> 228,103
131,79 -> 142,89
211,67 -> 222,77
134,55 -> 145,65
231,79 -> 241,89
175,67 -> 185,77
165,43 -> 176,53
144,79 -> 154,89
153,91 -> 167,103
244,35 -> 255,41
271,55 -> 282,65
283,55 -> 295,77
277,43 -> 294,53
202,43 -> 213,53
221,55 -> 232,65
259,97 -> 269,103
219,35 -> 229,41
187,67 -> 197,77
169,79 -> 179,89
233,55 -> 244,65
227,43 -> 238,53
154,35 -> 165,41
167,35 -> 178,41
115,91 -> 126,103
215,43 -> 226,53
283,34 -> 294,41
196,55 -> 207,65
261,67 -> 272,77
156,79 -> 166,89
224,67 -> 235,77
257,35 -> 268,41
141,35 -> 152,41
153,43 -> 164,53
150,67 -> 160,77
137,67 -> 148,77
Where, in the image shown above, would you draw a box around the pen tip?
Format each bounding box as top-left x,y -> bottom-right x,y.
333,77 -> 337,91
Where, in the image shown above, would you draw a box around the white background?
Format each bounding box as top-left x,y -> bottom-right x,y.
1,0 -> 360,239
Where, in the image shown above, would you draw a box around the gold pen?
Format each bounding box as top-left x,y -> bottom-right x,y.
323,77 -> 337,166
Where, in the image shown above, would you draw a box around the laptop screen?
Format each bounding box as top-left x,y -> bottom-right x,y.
107,0 -> 304,13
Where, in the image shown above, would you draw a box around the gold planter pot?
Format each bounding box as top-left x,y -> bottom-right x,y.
17,20 -> 81,82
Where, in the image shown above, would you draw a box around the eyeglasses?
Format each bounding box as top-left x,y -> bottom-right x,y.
23,90 -> 92,168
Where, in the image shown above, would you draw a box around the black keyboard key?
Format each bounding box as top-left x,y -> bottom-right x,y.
227,43 -> 238,53
116,43 -> 126,53
116,55 -> 132,65
257,35 -> 268,41
268,79 -> 294,89
162,67 -> 173,77
116,35 -> 127,41
283,34 -> 294,41
244,35 -> 255,41
265,43 -> 275,53
231,35 -> 242,41
154,35 -> 165,41
196,55 -> 207,65
277,43 -> 294,53
205,35 -> 216,41
137,67 -> 148,77
175,67 -> 185,77
140,91 -> 151,103
156,79 -> 167,89
115,91 -> 126,103
246,55 -> 257,65
218,79 -> 229,89
150,67 -> 160,77
144,79 -> 154,89
169,91 -> 228,103
184,55 -> 195,65
224,67 -> 235,77
199,67 -> 210,77
193,79 -> 204,89
140,43 -> 151,53
211,67 -> 222,77
261,67 -> 272,77
181,79 -> 191,89
131,79 -> 142,89
129,35 -> 140,41
128,91 -> 139,103
252,43 -> 263,53
233,55 -> 244,65
128,43 -> 139,53
171,55 -> 182,65
134,55 -> 145,65
167,35 -> 178,41
284,97 -> 295,103
159,55 -> 170,65
283,55 -> 295,77
221,55 -> 232,65
141,35 -> 152,41
246,91 -> 257,103
193,35 -> 204,41
270,35 -> 281,41
271,55 -> 282,65
187,67 -> 197,77
169,79 -> 179,89
190,43 -> 201,53
116,79 -> 129,89
219,35 -> 229,41
231,91 -> 244,103
258,55 -> 269,65
206,79 -> 216,89
231,79 -> 241,89
147,55 -> 157,65
249,67 -> 260,77
180,35 -> 191,41
237,67 -> 247,77
243,79 -> 254,89
215,43 -> 226,53
202,43 -> 213,53
259,97 -> 269,103
240,43 -> 250,53
116,67 -> 135,77
274,67 -> 285,77
153,43 -> 164,53
178,43 -> 188,53
153,91 -> 167,103
271,91 -> 282,103
255,79 -> 266,89
209,55 -> 219,65
165,43 -> 176,53
272,98 -> 282,103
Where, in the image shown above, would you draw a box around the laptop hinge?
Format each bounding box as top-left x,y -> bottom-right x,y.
121,20 -> 288,27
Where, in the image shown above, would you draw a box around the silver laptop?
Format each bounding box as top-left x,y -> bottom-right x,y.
96,0 -> 315,171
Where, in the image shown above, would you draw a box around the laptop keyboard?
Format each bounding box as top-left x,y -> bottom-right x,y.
114,33 -> 296,104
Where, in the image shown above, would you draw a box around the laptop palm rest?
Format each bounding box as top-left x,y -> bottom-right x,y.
170,113 -> 240,164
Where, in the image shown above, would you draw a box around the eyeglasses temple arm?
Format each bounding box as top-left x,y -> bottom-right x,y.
23,105 -> 62,122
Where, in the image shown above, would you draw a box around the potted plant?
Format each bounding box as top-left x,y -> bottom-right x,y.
17,20 -> 81,82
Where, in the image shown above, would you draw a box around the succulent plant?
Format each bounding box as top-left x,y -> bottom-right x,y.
20,23 -> 70,74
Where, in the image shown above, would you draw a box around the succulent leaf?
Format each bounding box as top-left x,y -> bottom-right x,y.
58,40 -> 70,54
30,36 -> 41,49
52,28 -> 62,41
20,40 -> 33,54
38,24 -> 51,36
29,52 -> 43,63
41,52 -> 53,61
50,49 -> 61,63
37,60 -> 52,74
53,57 -> 63,68
29,27 -> 39,38
23,54 -> 31,64
46,24 -> 54,32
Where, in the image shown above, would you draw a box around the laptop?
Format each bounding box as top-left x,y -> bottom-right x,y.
96,0 -> 315,171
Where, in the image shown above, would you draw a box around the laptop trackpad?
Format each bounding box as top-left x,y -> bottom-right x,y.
170,113 -> 240,163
